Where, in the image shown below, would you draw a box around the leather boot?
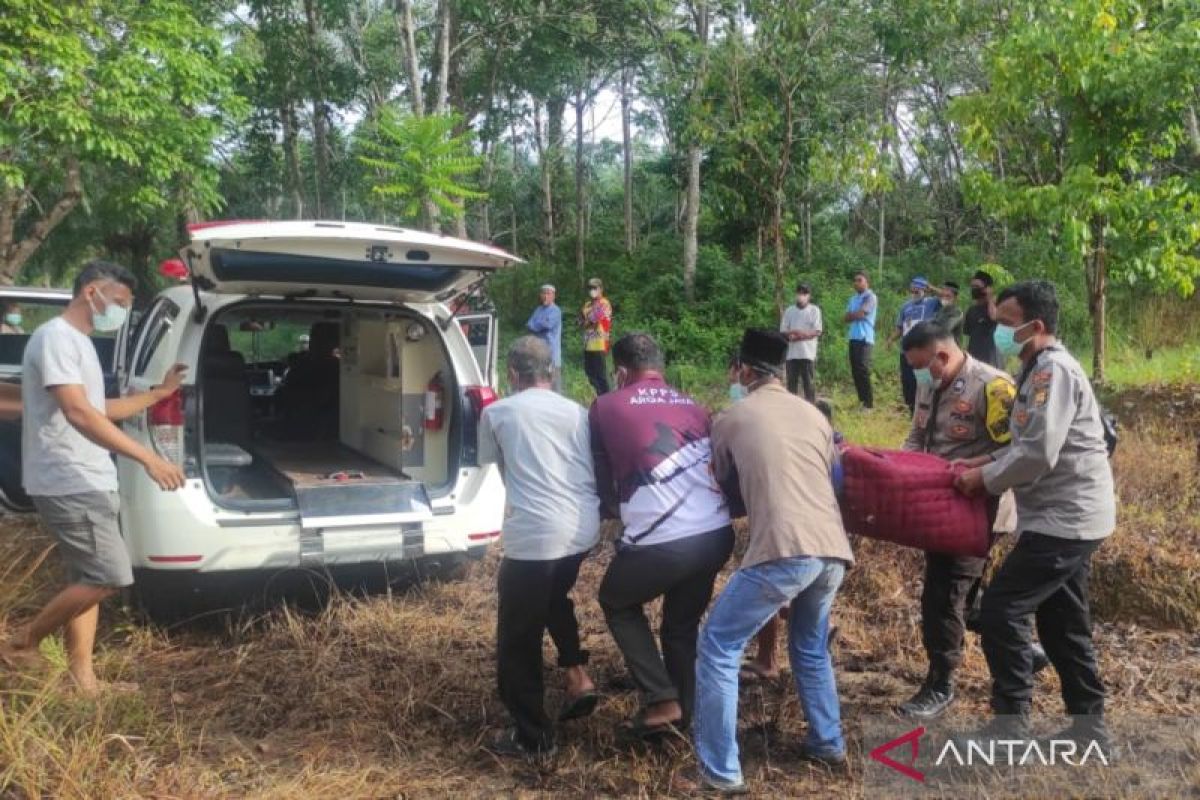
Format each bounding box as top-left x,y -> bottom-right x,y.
897,669 -> 956,720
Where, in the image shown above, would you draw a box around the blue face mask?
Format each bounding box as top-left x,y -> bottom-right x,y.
88,289 -> 129,333
913,367 -> 935,387
728,382 -> 747,402
4,313 -> 21,327
994,321 -> 1035,358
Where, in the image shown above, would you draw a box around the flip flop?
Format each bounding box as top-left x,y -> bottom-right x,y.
618,711 -> 685,741
557,690 -> 600,721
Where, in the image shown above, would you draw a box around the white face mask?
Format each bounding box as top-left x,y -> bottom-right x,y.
87,288 -> 128,332
589,288 -> 600,299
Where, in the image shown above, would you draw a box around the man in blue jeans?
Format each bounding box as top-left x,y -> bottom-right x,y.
682,329 -> 855,795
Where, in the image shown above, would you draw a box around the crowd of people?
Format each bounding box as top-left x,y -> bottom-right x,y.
511,274 -> 1114,793
0,260 -> 1115,795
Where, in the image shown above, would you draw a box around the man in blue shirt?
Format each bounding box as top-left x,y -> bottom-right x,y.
526,284 -> 563,392
843,271 -> 878,409
888,276 -> 942,413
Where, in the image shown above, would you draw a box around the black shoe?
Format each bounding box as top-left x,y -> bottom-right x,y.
485,727 -> 557,760
797,742 -> 848,770
897,682 -> 956,721
1044,717 -> 1113,756
1031,643 -> 1051,674
953,713 -> 1031,751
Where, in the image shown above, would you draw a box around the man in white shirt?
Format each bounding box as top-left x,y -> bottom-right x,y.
780,282 -> 823,402
479,335 -> 602,759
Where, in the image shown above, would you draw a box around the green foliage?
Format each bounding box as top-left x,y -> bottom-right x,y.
357,109 -> 486,224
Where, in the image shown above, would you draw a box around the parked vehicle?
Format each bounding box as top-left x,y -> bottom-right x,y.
112,221 -> 513,621
0,286 -> 120,512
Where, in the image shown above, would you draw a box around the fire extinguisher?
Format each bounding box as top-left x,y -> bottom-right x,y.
424,371 -> 445,431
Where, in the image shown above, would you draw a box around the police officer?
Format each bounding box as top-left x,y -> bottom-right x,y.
897,321 -> 1015,719
955,280 -> 1115,745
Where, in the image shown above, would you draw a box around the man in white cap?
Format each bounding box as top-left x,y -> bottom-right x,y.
526,284 -> 563,392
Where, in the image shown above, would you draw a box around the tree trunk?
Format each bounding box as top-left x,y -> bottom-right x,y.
682,143 -> 702,301
304,0 -> 328,217
575,89 -> 587,280
804,200 -> 813,267
621,66 -> 635,254
396,0 -> 424,115
532,101 -> 555,253
0,158 -> 83,284
432,0 -> 451,115
281,101 -> 304,219
772,190 -> 785,310
877,63 -> 891,282
1088,215 -> 1108,383
508,105 -> 521,252
547,94 -> 567,236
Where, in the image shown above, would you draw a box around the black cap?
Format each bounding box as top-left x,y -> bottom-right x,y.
739,328 -> 787,373
796,282 -> 812,294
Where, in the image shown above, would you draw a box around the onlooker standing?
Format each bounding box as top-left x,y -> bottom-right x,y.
934,281 -> 965,344
479,336 -> 602,759
844,271 -> 878,409
955,281 -> 1116,746
780,283 -> 822,402
686,329 -> 854,794
591,334 -> 734,736
964,270 -> 1004,369
0,261 -> 187,694
526,284 -> 563,392
581,277 -> 613,396
888,276 -> 941,413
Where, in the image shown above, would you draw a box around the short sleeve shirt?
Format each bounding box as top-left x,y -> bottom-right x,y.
479,388 -> 601,560
780,304 -> 823,361
896,297 -> 941,335
846,290 -> 878,344
21,317 -> 118,496
964,305 -> 1003,369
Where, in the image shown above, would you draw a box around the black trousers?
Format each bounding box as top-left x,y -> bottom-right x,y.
921,552 -> 987,683
785,359 -> 816,403
583,351 -> 610,395
598,527 -> 734,722
900,353 -> 917,413
848,340 -> 874,408
978,532 -> 1105,717
497,552 -> 590,751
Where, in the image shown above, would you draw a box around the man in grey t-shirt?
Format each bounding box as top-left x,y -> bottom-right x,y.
1,261 -> 187,695
780,282 -> 823,402
479,335 -> 602,759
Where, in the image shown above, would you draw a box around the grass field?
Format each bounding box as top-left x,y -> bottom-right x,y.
1,377 -> 1198,798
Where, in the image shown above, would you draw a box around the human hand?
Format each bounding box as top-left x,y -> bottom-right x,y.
954,467 -> 986,496
157,364 -> 188,397
950,455 -> 991,470
143,455 -> 186,491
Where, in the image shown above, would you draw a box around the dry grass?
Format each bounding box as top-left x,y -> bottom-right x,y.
1,405 -> 1198,798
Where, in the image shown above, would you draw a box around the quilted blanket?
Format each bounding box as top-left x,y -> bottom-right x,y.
839,446 -> 992,558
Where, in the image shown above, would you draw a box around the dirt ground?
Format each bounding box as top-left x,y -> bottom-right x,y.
1,407 -> 1198,798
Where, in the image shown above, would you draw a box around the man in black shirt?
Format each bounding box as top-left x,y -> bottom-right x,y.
963,270 -> 1004,369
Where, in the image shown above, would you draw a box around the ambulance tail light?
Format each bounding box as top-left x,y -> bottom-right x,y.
148,390 -> 185,466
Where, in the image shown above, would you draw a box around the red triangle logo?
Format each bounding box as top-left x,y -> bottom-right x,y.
869,726 -> 926,782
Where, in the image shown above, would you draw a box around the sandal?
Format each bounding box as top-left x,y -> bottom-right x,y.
558,690 -> 600,721
738,663 -> 779,684
618,710 -> 685,741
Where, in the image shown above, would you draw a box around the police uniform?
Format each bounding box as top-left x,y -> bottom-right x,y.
977,344 -> 1115,724
900,356 -> 1014,711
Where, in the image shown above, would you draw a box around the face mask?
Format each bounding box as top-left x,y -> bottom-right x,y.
970,286 -> 986,300
589,288 -> 600,299
4,313 -> 20,327
994,321 -> 1036,358
88,289 -> 128,333
728,382 -> 747,402
914,367 -> 936,388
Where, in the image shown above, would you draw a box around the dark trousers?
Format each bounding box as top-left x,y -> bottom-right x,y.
583,351 -> 610,395
848,340 -> 874,408
497,552 -> 590,751
598,527 -> 735,722
921,552 -> 987,683
978,532 -> 1105,717
786,359 -> 816,403
900,354 -> 917,413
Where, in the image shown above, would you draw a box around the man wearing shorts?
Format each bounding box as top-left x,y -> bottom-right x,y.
0,260 -> 187,695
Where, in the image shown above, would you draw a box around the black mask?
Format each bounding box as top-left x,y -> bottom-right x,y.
970,287 -> 986,300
